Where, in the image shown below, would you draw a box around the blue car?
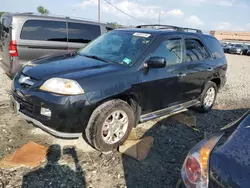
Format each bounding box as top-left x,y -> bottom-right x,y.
181,111 -> 250,188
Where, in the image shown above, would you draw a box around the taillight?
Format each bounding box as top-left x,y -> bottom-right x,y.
185,156 -> 202,184
9,40 -> 18,57
181,132 -> 223,188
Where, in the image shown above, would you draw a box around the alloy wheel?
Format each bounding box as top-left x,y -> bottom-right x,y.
203,87 -> 216,108
101,110 -> 129,144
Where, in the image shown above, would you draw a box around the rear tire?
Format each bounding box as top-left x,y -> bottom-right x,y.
194,81 -> 218,113
85,99 -> 134,152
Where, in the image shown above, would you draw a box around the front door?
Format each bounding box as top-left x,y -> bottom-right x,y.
135,36 -> 188,115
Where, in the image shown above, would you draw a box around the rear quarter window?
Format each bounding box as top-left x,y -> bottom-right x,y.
20,20 -> 67,42
203,36 -> 225,59
67,22 -> 101,43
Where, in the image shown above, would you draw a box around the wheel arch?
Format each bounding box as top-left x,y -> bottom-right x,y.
210,77 -> 221,89
96,93 -> 141,127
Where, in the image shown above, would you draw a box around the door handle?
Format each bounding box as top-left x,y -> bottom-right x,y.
177,73 -> 187,77
207,67 -> 213,71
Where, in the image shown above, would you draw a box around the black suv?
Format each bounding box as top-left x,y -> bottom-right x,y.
11,25 -> 227,152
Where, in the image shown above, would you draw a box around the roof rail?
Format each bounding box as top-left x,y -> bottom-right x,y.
19,12 -> 34,15
136,24 -> 180,29
136,24 -> 202,33
182,27 -> 202,33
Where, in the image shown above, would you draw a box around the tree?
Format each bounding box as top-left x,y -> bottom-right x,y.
107,22 -> 123,28
37,6 -> 50,15
0,12 -> 5,17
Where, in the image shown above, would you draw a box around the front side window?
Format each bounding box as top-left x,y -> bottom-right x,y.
68,22 -> 101,43
78,31 -> 154,66
20,20 -> 67,42
151,39 -> 183,65
185,39 -> 210,62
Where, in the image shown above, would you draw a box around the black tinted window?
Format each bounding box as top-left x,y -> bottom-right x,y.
20,20 -> 67,42
68,22 -> 101,43
152,39 -> 183,65
185,39 -> 210,62
203,37 -> 225,59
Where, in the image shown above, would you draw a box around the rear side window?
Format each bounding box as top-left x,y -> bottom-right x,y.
185,38 -> 210,62
68,22 -> 101,43
203,37 -> 225,59
20,20 -> 67,42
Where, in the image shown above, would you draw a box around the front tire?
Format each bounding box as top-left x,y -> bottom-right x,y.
85,99 -> 134,152
194,81 -> 218,113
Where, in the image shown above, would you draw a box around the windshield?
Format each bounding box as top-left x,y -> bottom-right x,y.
235,44 -> 242,47
78,31 -> 154,66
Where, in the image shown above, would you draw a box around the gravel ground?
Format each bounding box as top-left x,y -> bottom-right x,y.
0,54 -> 250,188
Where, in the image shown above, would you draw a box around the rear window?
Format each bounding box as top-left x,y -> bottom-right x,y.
203,37 -> 225,59
68,22 -> 101,43
20,20 -> 67,42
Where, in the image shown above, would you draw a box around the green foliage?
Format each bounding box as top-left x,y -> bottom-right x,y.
107,22 -> 123,28
0,12 -> 5,17
37,6 -> 50,15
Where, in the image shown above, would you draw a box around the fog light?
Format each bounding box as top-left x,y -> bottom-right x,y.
41,107 -> 51,117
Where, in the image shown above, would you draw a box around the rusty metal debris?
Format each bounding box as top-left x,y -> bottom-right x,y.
0,141 -> 48,169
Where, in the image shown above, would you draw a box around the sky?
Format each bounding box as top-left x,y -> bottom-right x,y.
1,0 -> 250,31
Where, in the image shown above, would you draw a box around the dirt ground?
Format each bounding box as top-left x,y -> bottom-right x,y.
0,54 -> 250,188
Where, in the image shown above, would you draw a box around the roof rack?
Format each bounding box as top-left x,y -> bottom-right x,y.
136,24 -> 202,33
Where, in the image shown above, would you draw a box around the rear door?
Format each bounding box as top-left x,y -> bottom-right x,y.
183,37 -> 212,101
0,15 -> 11,71
18,19 -> 68,64
67,21 -> 101,52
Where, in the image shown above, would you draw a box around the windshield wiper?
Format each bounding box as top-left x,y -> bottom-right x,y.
83,54 -> 116,64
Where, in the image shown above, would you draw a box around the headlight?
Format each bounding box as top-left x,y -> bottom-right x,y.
181,132 -> 223,188
40,78 -> 84,95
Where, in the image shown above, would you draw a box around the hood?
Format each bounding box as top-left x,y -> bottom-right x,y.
210,112 -> 250,187
22,53 -> 125,80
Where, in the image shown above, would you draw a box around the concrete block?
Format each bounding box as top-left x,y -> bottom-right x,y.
119,136 -> 153,161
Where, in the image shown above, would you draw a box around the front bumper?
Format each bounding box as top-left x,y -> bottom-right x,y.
229,50 -> 241,54
20,111 -> 82,138
11,74 -> 96,138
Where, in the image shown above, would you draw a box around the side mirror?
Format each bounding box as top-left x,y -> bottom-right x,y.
146,57 -> 166,69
